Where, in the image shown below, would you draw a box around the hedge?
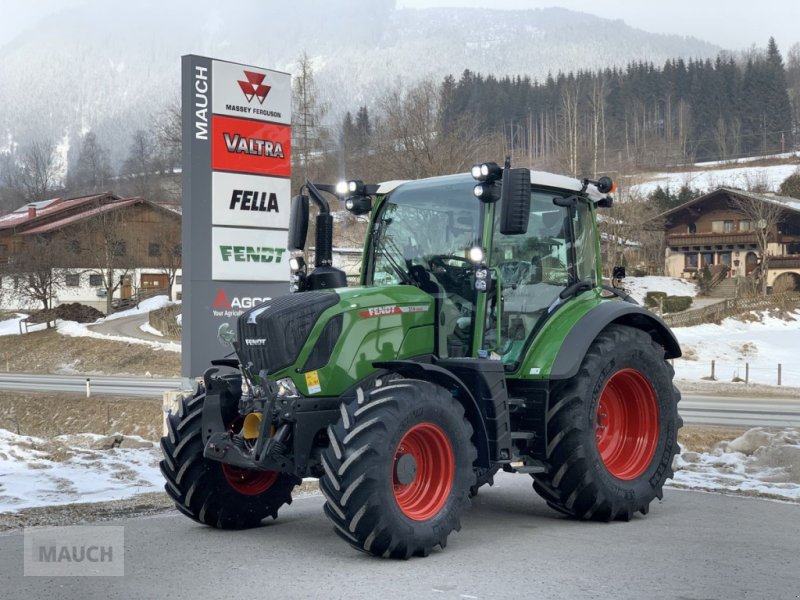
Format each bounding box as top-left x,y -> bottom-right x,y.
662,295 -> 693,313
644,291 -> 668,308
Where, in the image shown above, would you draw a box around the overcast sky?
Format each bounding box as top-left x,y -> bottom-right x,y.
1,0 -> 798,51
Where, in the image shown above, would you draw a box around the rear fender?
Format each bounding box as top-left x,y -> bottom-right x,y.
549,302 -> 681,380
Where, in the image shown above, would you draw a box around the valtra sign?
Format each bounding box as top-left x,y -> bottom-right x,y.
182,55 -> 291,379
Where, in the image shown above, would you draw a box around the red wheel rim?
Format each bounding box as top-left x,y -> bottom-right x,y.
222,465 -> 279,496
220,416 -> 279,496
595,368 -> 659,480
392,423 -> 454,521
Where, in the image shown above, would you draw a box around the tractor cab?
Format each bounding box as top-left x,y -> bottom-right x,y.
289,162 -> 614,374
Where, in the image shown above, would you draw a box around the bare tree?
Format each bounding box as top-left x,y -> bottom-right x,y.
0,234 -> 66,317
120,129 -> 161,199
69,132 -> 112,194
372,80 -> 492,180
77,206 -> 135,314
730,193 -> 785,294
1,139 -> 63,204
292,52 -> 330,185
151,217 -> 182,299
155,100 -> 182,171
599,190 -> 665,277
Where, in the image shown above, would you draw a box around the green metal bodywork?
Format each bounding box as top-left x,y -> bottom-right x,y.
271,285 -> 436,397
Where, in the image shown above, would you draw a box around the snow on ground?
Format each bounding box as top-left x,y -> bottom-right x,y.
0,314 -> 47,337
139,322 -> 163,337
0,429 -> 162,512
671,427 -> 800,503
622,276 -> 698,304
692,151 -> 800,168
99,295 -> 176,322
57,320 -> 180,352
630,163 -> 798,196
672,310 -> 800,387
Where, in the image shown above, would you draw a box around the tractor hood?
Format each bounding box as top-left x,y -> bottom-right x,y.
236,286 -> 436,396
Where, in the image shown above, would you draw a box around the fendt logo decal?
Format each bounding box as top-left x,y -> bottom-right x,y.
212,289 -> 272,318
238,70 -> 271,104
219,246 -> 286,263
358,305 -> 429,318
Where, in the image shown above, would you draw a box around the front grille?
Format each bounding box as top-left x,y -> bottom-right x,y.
237,291 -> 340,374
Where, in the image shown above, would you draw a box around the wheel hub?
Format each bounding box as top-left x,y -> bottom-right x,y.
394,452 -> 418,486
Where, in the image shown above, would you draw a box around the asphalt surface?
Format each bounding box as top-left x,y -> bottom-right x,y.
679,393 -> 800,427
1,373 -> 798,427
2,474 -> 798,599
88,314 -> 174,342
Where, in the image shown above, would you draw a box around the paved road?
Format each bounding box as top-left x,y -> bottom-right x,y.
0,373 -> 181,397
0,374 -> 798,426
679,393 -> 800,427
2,474 -> 798,599
89,314 -> 176,342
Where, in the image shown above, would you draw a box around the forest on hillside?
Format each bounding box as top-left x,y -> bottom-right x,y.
327,38 -> 799,185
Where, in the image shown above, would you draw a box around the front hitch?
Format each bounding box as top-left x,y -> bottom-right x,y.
200,367 -> 299,473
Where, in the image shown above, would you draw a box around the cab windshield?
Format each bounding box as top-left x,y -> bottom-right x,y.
368,174 -> 482,289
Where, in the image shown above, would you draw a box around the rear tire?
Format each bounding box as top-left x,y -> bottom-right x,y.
533,325 -> 682,521
320,379 -> 476,558
160,385 -> 300,529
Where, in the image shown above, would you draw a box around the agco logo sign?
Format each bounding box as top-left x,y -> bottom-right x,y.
238,70 -> 271,104
212,289 -> 271,318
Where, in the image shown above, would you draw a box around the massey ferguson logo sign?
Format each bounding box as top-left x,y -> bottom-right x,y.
238,70 -> 271,104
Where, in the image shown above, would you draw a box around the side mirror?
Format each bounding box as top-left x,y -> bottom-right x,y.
287,194 -> 309,251
613,266 -> 626,280
499,167 -> 531,235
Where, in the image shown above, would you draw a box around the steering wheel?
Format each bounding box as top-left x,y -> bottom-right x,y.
498,260 -> 533,286
429,254 -> 473,271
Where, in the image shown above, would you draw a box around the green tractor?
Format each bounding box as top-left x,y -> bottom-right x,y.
161,162 -> 682,558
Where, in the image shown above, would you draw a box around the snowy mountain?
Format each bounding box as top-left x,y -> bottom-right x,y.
0,0 -> 720,169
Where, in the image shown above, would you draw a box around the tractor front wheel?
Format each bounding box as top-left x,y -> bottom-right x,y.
320,379 -> 476,558
160,386 -> 299,529
532,324 -> 682,521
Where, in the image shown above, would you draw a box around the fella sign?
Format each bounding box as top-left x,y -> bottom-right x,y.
182,55 -> 291,379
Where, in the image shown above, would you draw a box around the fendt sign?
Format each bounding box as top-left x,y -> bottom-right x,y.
182,55 -> 291,379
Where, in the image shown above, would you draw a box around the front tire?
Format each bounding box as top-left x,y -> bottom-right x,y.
320,379 -> 477,558
533,324 -> 682,521
160,385 -> 300,529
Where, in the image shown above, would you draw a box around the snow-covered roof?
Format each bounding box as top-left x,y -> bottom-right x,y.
654,187 -> 800,222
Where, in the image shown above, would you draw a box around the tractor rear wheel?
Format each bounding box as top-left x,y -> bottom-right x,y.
160,385 -> 300,529
320,379 -> 476,558
532,324 -> 681,521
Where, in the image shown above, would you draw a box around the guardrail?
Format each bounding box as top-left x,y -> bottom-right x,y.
661,292 -> 800,328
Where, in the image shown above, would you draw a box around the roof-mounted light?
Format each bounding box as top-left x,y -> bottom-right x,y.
471,162 -> 502,182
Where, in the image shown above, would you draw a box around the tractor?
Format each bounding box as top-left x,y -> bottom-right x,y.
161,161 -> 682,558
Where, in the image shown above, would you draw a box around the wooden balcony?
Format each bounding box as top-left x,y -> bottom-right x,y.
667,231 -> 758,248
768,256 -> 800,269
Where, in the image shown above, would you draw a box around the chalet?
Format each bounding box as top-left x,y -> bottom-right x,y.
658,187 -> 800,292
0,193 -> 182,312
